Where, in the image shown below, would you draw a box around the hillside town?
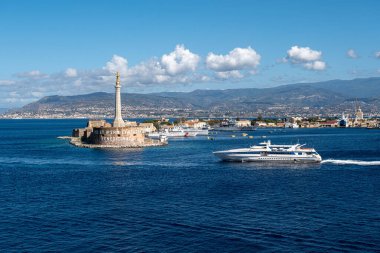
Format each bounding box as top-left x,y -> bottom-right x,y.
2,102 -> 380,120
140,104 -> 379,130
2,102 -> 379,129
155,111 -> 379,130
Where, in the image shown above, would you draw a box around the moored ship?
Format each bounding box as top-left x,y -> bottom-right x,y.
148,126 -> 198,139
339,113 -> 349,128
213,118 -> 256,131
181,125 -> 212,136
213,140 -> 322,163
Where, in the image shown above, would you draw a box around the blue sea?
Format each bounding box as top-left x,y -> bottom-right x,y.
0,119 -> 380,252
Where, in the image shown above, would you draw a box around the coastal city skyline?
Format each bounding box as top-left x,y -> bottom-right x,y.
1,0 -> 380,108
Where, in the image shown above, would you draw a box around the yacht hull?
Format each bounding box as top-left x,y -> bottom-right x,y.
213,153 -> 321,163
148,132 -> 197,139
182,129 -> 209,135
214,126 -> 256,132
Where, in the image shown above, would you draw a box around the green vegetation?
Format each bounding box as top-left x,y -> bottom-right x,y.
142,119 -> 172,130
142,119 -> 160,130
173,117 -> 187,125
306,117 -> 319,122
207,119 -> 222,126
142,119 -> 158,124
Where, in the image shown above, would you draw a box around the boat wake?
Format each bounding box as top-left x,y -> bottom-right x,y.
322,159 -> 380,166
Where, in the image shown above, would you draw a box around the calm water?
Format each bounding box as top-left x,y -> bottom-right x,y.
0,119 -> 380,252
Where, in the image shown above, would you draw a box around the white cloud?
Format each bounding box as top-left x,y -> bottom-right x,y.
127,59 -> 168,84
375,51 -> 380,58
0,45 -> 264,107
215,70 -> 244,79
287,46 -> 321,62
73,79 -> 82,87
101,45 -> 200,85
277,58 -> 288,63
206,47 -> 261,72
31,91 -> 44,97
127,61 -> 202,85
65,68 -> 77,77
200,75 -> 211,82
304,61 -> 326,70
286,45 -> 326,71
9,91 -> 19,97
17,70 -> 48,79
27,70 -> 42,76
161,45 -> 200,75
104,55 -> 128,75
0,80 -> 15,86
347,49 -> 358,58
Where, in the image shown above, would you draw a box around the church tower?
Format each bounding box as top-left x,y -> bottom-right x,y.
112,72 -> 125,127
355,105 -> 364,121
354,100 -> 364,122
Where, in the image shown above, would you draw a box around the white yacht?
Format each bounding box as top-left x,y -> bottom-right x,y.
180,125 -> 212,136
181,127 -> 209,136
148,126 -> 198,139
213,140 -> 322,163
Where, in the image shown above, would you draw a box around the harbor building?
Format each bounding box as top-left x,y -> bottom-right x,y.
71,73 -> 166,148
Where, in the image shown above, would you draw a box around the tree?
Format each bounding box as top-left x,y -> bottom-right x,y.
207,119 -> 222,126
173,117 -> 187,125
142,119 -> 161,131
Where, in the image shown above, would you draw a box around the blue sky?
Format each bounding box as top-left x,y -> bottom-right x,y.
0,0 -> 380,107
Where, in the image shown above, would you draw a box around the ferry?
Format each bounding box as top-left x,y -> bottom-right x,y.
339,113 -> 349,128
213,140 -> 322,163
148,126 -> 198,139
181,125 -> 212,136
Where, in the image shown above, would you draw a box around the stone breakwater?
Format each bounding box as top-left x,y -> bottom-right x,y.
58,136 -> 167,148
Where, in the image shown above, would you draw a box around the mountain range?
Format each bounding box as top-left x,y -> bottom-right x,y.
8,77 -> 380,117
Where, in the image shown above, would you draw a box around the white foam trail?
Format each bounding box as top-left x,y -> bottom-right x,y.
322,159 -> 380,166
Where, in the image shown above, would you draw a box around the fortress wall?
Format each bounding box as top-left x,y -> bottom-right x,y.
89,126 -> 146,146
72,128 -> 85,137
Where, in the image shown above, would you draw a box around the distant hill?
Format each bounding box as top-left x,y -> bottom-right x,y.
288,77 -> 380,98
10,77 -> 380,117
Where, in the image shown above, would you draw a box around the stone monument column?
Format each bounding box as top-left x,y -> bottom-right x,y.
112,72 -> 125,127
